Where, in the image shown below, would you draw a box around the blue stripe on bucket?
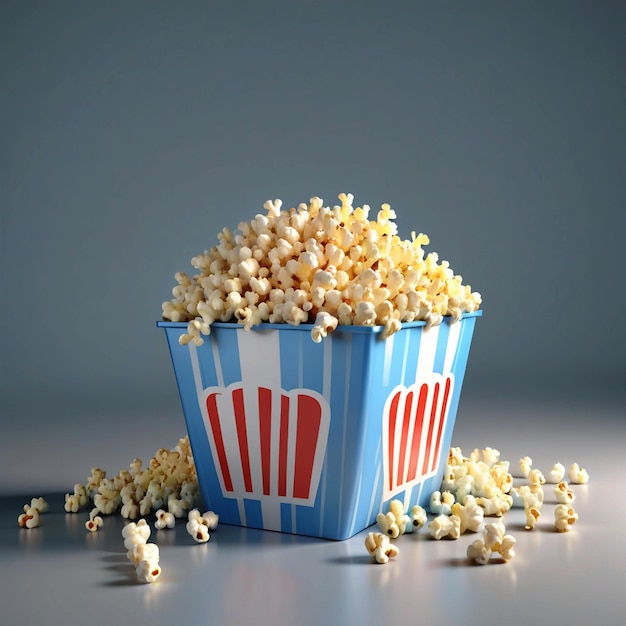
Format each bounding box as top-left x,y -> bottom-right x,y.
214,328 -> 241,387
433,320 -> 451,374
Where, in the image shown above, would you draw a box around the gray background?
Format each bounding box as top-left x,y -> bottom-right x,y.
2,4 -> 626,624
2,1 -> 625,440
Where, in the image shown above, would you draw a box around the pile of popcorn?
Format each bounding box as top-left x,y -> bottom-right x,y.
17,437 -> 221,584
162,193 -> 482,344
365,446 -> 589,565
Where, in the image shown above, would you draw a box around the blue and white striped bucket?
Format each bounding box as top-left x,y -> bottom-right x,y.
158,311 -> 481,540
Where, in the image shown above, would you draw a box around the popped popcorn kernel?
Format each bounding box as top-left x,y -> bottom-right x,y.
406,505 -> 427,532
553,481 -> 576,505
429,490 -> 455,516
376,499 -> 411,537
364,531 -> 400,564
554,504 -> 578,532
18,508 -> 40,529
519,456 -> 533,478
428,514 -> 461,540
546,462 -> 566,484
155,509 -> 176,530
85,509 -> 103,532
136,559 -> 161,584
186,518 -> 210,543
568,463 -> 589,484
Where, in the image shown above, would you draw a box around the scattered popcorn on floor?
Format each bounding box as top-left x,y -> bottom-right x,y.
63,437 -> 199,523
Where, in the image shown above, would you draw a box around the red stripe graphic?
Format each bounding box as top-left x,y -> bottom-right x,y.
232,388 -> 253,493
387,392 -> 401,491
396,391 -> 414,486
293,395 -> 322,499
406,383 -> 429,483
278,394 -> 290,497
431,377 -> 451,473
421,382 -> 440,475
258,387 -> 272,496
206,393 -> 233,492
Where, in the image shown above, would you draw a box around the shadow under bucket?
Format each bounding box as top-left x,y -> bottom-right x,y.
158,311 -> 481,540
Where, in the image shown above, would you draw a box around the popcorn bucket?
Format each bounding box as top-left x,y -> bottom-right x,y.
158,311 -> 481,540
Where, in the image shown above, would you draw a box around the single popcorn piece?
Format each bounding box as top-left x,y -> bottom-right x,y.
155,509 -> 176,530
162,193 -> 481,344
428,514 -> 461,540
524,506 -> 541,531
467,538 -> 491,565
136,559 -> 161,584
18,507 -> 41,529
554,504 -> 579,532
493,533 -> 516,561
429,490 -> 455,516
406,504 -> 427,532
376,499 -> 411,538
568,463 -> 589,484
519,456 -> 533,478
128,541 -> 160,566
451,495 -> 484,533
187,508 -> 220,531
186,518 -> 210,543
122,519 -> 151,543
364,532 -> 400,564
476,493 -> 513,517
85,509 -> 103,532
546,462 -> 566,484
553,481 -> 575,505
27,497 -> 49,514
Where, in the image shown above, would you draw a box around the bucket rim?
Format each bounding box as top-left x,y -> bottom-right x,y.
157,310 -> 482,333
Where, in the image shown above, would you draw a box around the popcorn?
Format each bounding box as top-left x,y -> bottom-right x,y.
553,481 -> 575,505
128,541 -> 160,566
524,506 -> 541,531
18,497 -> 49,529
429,490 -> 455,516
122,519 -> 151,543
85,509 -> 103,532
186,518 -> 210,543
364,532 -> 400,564
568,463 -> 589,484
155,509 -> 176,530
476,493 -> 513,517
466,538 -> 491,565
519,456 -> 533,478
554,504 -> 578,532
406,504 -> 427,533
428,514 -> 461,540
451,495 -> 484,533
136,559 -> 161,584
18,507 -> 41,529
27,497 -> 49,514
546,462 -> 566,484
162,194 -> 482,344
376,499 -> 410,538
65,437 -> 199,522
188,508 -> 219,531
